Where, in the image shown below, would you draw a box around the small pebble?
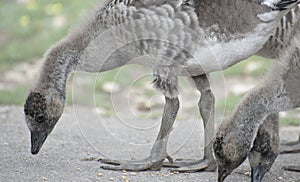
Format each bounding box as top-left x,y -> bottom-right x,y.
278,176 -> 283,180
97,173 -> 103,177
42,177 -> 48,181
130,172 -> 136,176
109,177 -> 114,181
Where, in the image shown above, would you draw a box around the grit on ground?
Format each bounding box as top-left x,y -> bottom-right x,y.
0,106 -> 299,181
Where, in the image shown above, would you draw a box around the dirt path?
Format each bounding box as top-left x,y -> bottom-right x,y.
0,106 -> 299,182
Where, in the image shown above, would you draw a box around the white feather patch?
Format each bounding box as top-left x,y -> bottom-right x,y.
185,21 -> 278,75
257,11 -> 279,22
262,0 -> 281,8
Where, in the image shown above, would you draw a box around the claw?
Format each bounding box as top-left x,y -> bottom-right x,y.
80,157 -> 100,161
99,158 -> 122,165
101,165 -> 126,171
283,165 -> 300,172
163,159 -> 200,168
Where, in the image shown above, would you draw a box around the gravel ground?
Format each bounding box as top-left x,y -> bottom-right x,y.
0,106 -> 299,182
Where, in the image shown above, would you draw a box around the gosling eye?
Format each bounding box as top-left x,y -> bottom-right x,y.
36,114 -> 45,123
24,108 -> 29,115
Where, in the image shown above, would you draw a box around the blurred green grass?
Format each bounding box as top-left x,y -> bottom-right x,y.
223,55 -> 272,76
0,1 -> 298,126
0,85 -> 30,105
0,0 -> 99,72
0,0 -> 99,106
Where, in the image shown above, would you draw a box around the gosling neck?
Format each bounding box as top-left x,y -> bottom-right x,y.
228,93 -> 270,147
34,40 -> 79,100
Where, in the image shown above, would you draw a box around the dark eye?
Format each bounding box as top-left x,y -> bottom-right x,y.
36,114 -> 45,123
24,108 -> 28,115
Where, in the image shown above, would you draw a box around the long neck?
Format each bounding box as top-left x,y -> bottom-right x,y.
33,4 -> 137,97
34,39 -> 79,100
232,100 -> 268,134
63,3 -> 146,72
224,89 -> 271,149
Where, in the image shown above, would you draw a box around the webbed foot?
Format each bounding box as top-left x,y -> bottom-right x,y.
100,156 -> 173,171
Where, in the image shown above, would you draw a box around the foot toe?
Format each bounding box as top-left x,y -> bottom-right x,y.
171,160 -> 216,172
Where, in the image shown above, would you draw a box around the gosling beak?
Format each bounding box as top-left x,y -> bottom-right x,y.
31,131 -> 48,155
251,166 -> 266,182
218,168 -> 228,182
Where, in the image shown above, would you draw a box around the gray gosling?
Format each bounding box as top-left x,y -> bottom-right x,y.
251,2 -> 300,179
213,4 -> 300,181
24,0 -> 299,172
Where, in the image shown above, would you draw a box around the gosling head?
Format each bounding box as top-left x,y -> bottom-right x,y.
250,161 -> 267,182
249,150 -> 277,182
24,91 -> 64,155
213,133 -> 249,182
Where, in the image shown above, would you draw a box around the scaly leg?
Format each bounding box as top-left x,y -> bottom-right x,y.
164,74 -> 216,172
100,97 -> 179,171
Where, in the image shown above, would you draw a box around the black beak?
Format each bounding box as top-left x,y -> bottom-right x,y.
251,166 -> 266,182
218,168 -> 228,182
31,131 -> 48,155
